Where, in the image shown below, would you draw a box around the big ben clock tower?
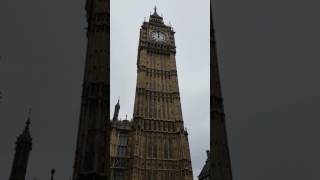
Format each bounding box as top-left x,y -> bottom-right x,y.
132,6 -> 193,180
110,7 -> 193,180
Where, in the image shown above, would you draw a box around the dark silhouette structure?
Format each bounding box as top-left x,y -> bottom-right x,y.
50,169 -> 55,180
112,99 -> 120,121
9,110 -> 32,180
210,2 -> 233,180
72,0 -> 110,180
198,150 -> 210,180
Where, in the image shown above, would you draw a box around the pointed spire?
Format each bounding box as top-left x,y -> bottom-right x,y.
116,97 -> 120,107
16,108 -> 32,142
151,5 -> 161,18
9,109 -> 33,180
211,5 -> 233,179
25,108 -> 32,131
112,99 -> 120,121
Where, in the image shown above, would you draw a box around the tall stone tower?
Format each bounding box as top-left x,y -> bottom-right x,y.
110,7 -> 193,180
132,7 -> 193,180
210,3 -> 233,180
72,0 -> 109,179
9,110 -> 32,180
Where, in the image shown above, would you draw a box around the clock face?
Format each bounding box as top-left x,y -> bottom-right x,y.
151,31 -> 166,42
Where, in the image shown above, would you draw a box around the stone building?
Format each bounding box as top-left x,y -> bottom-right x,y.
198,151 -> 210,180
72,0 -> 110,180
110,7 -> 193,180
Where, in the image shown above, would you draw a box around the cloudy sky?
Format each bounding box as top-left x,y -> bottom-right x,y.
1,0 -> 320,180
110,0 -> 210,178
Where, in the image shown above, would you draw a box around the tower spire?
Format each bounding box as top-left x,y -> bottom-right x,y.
25,108 -> 32,131
112,99 -> 120,121
9,109 -> 33,180
210,4 -> 233,180
151,5 -> 161,18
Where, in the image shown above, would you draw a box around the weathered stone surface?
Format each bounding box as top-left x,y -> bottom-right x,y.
72,0 -> 109,180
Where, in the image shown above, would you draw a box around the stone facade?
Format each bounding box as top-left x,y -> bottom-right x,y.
72,0 -> 109,180
198,151 -> 210,180
110,7 -> 193,180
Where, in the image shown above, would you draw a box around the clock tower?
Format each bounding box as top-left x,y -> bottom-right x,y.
110,7 -> 193,180
133,6 -> 193,180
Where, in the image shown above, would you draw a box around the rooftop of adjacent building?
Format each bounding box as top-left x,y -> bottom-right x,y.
198,150 -> 210,179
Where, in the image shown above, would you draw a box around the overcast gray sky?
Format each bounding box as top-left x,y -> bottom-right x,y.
110,0 -> 210,179
1,0 -> 320,180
